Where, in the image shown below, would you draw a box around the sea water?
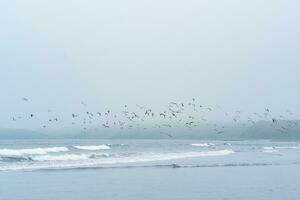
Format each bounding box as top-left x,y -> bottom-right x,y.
0,139 -> 300,199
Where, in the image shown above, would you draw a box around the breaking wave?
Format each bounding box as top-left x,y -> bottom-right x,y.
191,143 -> 214,147
73,145 -> 111,150
32,153 -> 110,161
275,146 -> 300,149
0,150 -> 234,171
263,146 -> 300,152
262,147 -> 279,153
0,147 -> 69,156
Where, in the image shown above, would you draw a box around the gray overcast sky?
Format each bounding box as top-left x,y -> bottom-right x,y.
0,0 -> 299,129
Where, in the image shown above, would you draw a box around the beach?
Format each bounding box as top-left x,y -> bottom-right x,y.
1,164 -> 300,200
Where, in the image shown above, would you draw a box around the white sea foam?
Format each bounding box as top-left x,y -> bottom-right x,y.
263,150 -> 279,153
0,150 -> 234,171
262,147 -> 278,153
73,145 -> 111,150
191,143 -> 214,147
32,150 -> 233,162
0,147 -> 69,156
33,153 -> 110,161
275,146 -> 300,149
33,154 -> 90,161
263,147 -> 275,150
263,146 -> 300,151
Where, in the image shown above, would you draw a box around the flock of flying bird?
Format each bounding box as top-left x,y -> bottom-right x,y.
11,97 -> 299,137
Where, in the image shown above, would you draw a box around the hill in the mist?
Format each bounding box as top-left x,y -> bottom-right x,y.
0,128 -> 45,139
76,120 -> 300,140
0,120 -> 299,140
241,120 -> 300,140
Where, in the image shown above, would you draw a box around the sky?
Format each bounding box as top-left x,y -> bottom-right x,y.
0,0 -> 299,129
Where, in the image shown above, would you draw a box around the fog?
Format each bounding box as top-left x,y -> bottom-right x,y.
0,0 -> 299,129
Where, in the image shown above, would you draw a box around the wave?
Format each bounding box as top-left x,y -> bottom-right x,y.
13,150 -> 233,163
0,156 -> 33,162
33,154 -> 90,161
0,150 -> 234,171
276,146 -> 300,149
73,145 -> 111,150
32,153 -> 110,161
263,150 -> 279,153
263,146 -> 300,151
3,160 -> 297,172
191,143 -> 214,147
263,147 -> 275,150
0,147 -> 69,156
107,144 -> 127,147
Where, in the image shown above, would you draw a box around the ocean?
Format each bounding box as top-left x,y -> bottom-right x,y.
1,139 -> 300,199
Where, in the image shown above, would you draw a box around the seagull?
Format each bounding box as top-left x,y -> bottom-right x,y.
145,110 -> 150,116
118,121 -> 125,126
132,112 -> 139,118
186,121 -> 194,126
214,129 -> 224,134
161,124 -> 172,128
160,132 -> 173,138
281,126 -> 288,130
248,118 -> 255,124
102,124 -> 109,128
168,102 -> 181,113
206,107 -> 212,111
160,113 -> 166,119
